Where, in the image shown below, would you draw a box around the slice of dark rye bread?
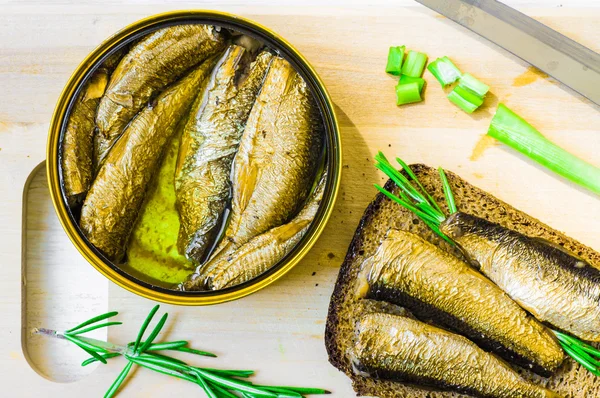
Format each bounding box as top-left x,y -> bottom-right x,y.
325,164 -> 600,398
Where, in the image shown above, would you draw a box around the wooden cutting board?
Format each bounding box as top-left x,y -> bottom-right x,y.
1,1 -> 600,396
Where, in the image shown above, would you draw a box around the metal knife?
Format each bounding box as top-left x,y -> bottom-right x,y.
415,0 -> 600,106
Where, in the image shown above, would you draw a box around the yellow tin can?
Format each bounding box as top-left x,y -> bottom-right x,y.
46,11 -> 341,305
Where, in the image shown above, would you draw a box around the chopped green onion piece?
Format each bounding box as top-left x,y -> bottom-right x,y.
385,46 -> 405,76
447,86 -> 483,114
427,56 -> 462,86
458,73 -> 489,98
401,50 -> 428,77
488,104 -> 600,195
399,75 -> 425,93
395,82 -> 422,105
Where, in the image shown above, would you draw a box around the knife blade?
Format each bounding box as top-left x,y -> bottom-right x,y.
415,0 -> 600,106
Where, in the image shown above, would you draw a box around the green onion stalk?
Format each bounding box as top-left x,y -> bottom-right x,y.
34,306 -> 330,398
488,104 -> 600,195
374,150 -> 600,376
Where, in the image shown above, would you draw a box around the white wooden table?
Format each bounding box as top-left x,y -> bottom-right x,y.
1,1 -> 600,396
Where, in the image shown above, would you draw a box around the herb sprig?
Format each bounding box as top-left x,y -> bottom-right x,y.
554,331 -> 600,376
373,151 -> 455,244
34,306 -> 330,397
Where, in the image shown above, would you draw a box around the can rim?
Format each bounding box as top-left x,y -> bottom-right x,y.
46,10 -> 342,305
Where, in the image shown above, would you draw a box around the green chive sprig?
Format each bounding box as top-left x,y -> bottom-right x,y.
374,151 -> 455,244
34,305 -> 330,398
554,331 -> 600,376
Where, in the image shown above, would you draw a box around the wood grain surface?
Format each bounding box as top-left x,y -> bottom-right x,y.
1,1 -> 599,396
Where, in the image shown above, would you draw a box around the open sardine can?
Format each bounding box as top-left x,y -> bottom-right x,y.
46,11 -> 341,305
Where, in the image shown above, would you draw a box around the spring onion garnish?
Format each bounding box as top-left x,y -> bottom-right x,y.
373,151 -> 452,244
399,75 -> 425,93
447,85 -> 484,114
427,56 -> 462,87
374,150 -> 600,376
458,73 -> 489,98
34,306 -> 330,397
554,331 -> 600,376
401,50 -> 428,78
488,104 -> 600,195
385,46 -> 405,76
395,81 -> 422,105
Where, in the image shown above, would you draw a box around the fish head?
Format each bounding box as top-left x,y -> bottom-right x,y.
440,212 -> 505,269
439,212 -> 476,240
